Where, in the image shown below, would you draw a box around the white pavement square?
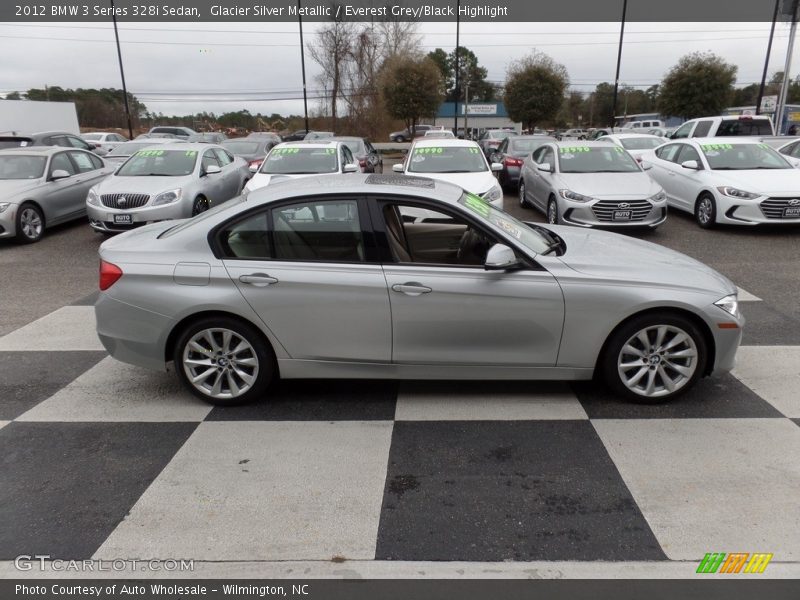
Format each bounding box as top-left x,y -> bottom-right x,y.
17,357 -> 212,422
732,346 -> 800,418
95,421 -> 394,561
395,381 -> 588,421
737,287 -> 762,302
593,419 -> 800,561
0,306 -> 104,351
0,421 -> 9,431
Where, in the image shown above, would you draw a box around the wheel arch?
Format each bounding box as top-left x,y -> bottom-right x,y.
593,306 -> 716,379
18,199 -> 47,226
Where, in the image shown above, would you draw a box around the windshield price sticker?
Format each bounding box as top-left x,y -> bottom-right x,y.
463,192 -> 491,217
184,150 -> 197,157
493,218 -> 522,239
701,143 -> 734,152
468,148 -> 480,154
325,148 -> 336,154
414,147 -> 444,154
273,148 -> 300,155
560,146 -> 590,153
136,149 -> 165,157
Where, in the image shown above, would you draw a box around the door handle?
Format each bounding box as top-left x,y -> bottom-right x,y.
392,282 -> 432,296
239,273 -> 278,287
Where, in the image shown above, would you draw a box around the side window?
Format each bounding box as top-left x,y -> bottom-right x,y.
676,144 -> 701,164
383,202 -> 497,267
541,148 -> 555,170
68,151 -> 98,173
656,144 -> 681,162
213,148 -> 233,165
49,152 -> 77,176
532,146 -> 548,164
67,135 -> 91,150
790,143 -> 800,159
691,120 -> 713,137
340,145 -> 354,167
272,199 -> 363,262
672,122 -> 694,139
50,136 -> 71,147
220,211 -> 270,259
202,150 -> 220,171
89,153 -> 104,169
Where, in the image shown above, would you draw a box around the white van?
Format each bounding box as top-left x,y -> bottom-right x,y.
627,119 -> 664,129
669,115 -> 775,139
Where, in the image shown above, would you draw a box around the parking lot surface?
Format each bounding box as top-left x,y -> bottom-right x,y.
1,190 -> 799,577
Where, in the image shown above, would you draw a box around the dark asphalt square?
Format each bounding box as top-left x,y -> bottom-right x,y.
740,302 -> 800,345
0,422 -> 197,559
375,420 -> 665,561
206,379 -> 398,421
573,373 -> 783,419
0,351 -> 107,420
793,419 -> 800,429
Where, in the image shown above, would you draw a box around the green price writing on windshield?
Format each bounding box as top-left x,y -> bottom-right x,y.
560,146 -> 590,153
463,192 -> 490,217
136,149 -> 165,157
701,143 -> 733,151
414,147 -> 444,154
273,148 -> 300,155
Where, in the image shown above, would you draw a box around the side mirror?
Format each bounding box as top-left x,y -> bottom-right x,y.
641,161 -> 653,171
491,162 -> 503,172
249,164 -> 259,173
680,160 -> 699,170
484,244 -> 522,271
537,163 -> 552,173
343,163 -> 359,173
50,169 -> 71,180
392,163 -> 404,173
204,164 -> 222,175
87,143 -> 98,150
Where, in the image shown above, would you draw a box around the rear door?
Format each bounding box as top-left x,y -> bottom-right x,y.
220,196 -> 391,363
648,143 -> 685,209
41,151 -> 82,223
200,149 -> 227,205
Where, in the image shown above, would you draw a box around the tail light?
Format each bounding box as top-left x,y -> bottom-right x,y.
248,159 -> 263,170
359,159 -> 366,167
99,260 -> 123,291
504,157 -> 523,167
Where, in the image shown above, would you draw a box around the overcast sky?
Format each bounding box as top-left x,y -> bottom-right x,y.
0,20 -> 795,116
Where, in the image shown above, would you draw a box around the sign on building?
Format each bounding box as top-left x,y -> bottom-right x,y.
760,95 -> 778,113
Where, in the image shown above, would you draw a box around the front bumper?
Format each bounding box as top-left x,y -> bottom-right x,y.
0,205 -> 17,238
87,201 -> 188,233
716,195 -> 800,225
560,197 -> 668,228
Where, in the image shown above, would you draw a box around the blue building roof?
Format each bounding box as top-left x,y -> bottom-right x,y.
436,102 -> 510,119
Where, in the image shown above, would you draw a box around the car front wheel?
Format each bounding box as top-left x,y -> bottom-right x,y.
695,193 -> 717,229
16,203 -> 44,243
547,197 -> 560,224
602,312 -> 707,403
174,316 -> 275,406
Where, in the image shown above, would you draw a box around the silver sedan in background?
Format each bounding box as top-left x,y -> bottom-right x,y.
518,141 -> 667,228
86,143 -> 249,233
0,146 -> 113,243
95,175 -> 742,407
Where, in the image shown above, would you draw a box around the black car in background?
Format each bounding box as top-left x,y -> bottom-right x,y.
220,138 -> 276,172
0,131 -> 98,152
489,135 -> 557,191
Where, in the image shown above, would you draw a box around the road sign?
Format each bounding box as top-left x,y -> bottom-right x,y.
761,95 -> 778,113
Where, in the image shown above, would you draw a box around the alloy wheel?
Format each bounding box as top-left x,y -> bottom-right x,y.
20,207 -> 43,240
547,200 -> 558,224
182,328 -> 259,400
697,197 -> 713,226
519,182 -> 527,206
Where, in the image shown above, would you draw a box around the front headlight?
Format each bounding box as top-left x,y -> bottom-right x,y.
714,294 -> 739,317
152,188 -> 182,206
649,190 -> 667,203
86,187 -> 100,206
0,202 -> 10,214
559,189 -> 592,203
481,184 -> 503,203
717,186 -> 759,200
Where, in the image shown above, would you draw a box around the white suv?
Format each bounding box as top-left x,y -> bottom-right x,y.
669,115 -> 774,139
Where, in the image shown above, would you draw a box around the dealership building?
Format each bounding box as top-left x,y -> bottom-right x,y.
433,102 -> 521,136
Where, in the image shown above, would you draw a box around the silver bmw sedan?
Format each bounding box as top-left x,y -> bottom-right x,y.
95,175 -> 743,406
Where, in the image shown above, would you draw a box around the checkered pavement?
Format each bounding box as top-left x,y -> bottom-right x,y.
1,288 -> 799,577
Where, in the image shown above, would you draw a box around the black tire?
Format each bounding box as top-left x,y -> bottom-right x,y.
395,135 -> 406,143
601,312 -> 707,404
191,195 -> 210,216
547,196 -> 560,225
15,202 -> 44,244
695,193 -> 717,229
519,180 -> 528,207
173,316 -> 276,406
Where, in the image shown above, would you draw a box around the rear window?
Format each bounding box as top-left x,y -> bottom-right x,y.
222,141 -> 261,155
620,137 -> 665,150
717,119 -> 773,136
0,137 -> 33,149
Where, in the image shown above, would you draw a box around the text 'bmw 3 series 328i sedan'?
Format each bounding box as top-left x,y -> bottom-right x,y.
95,174 -> 743,406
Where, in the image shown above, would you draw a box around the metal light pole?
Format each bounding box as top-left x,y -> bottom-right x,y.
298,0 -> 309,132
454,0 -> 460,134
464,82 -> 469,139
610,0 -> 628,129
777,0 -> 799,134
756,0 -> 781,115
110,0 -> 133,139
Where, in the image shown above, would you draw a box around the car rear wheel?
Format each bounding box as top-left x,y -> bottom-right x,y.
395,135 -> 406,143
174,316 -> 275,406
192,196 -> 209,216
695,193 -> 717,229
16,203 -> 44,244
602,313 -> 707,403
547,197 -> 560,224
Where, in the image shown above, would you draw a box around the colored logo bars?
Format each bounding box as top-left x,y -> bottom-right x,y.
697,552 -> 773,574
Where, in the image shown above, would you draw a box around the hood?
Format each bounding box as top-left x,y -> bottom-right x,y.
710,168 -> 800,195
97,174 -> 194,195
556,171 -> 660,199
409,171 -> 498,195
246,171 -> 331,192
549,226 -> 735,296
0,178 -> 44,200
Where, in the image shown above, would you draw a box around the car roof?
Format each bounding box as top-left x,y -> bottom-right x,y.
412,138 -> 480,148
606,133 -> 662,139
246,173 -> 464,206
553,140 -> 614,148
155,143 -> 218,151
686,137 -> 763,145
0,146 -> 63,155
274,140 -> 341,148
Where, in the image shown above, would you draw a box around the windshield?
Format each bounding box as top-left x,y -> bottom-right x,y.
620,137 -> 664,150
82,133 -> 102,141
558,146 -> 641,173
458,192 -> 551,254
717,119 -> 773,136
221,141 -> 261,155
701,143 -> 791,170
260,147 -> 338,174
489,130 -> 518,140
108,142 -> 158,156
408,146 -> 488,173
0,155 -> 47,179
116,149 -> 198,176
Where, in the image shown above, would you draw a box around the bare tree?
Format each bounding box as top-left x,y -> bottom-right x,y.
376,19 -> 421,61
307,10 -> 354,131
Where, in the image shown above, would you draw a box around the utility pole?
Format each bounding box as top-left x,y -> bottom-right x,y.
777,0 -> 799,134
454,0 -> 460,135
110,0 -> 134,139
757,0 -> 781,116
464,82 -> 469,139
298,0 -> 309,132
610,0 -> 628,130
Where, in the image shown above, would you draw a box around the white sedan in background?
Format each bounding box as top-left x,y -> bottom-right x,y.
81,132 -> 128,156
641,138 -> 800,228
597,133 -> 668,162
392,138 -> 504,207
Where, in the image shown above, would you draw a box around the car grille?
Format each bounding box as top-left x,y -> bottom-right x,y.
760,197 -> 800,219
591,199 -> 653,222
101,193 -> 150,209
